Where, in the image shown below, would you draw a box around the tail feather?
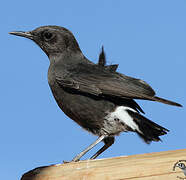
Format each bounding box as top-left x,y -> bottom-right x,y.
152,96 -> 182,107
127,110 -> 169,144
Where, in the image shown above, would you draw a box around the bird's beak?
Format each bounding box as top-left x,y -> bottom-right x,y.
9,31 -> 34,40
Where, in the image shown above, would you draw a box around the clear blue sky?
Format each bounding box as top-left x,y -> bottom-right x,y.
1,0 -> 186,179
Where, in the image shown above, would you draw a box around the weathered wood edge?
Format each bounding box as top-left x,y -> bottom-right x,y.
21,149 -> 186,180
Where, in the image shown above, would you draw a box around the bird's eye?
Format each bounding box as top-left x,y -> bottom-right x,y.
43,31 -> 54,40
178,163 -> 185,169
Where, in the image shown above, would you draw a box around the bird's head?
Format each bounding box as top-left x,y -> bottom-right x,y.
9,26 -> 81,57
176,163 -> 186,170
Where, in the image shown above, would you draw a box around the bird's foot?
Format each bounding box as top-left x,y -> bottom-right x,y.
63,160 -> 70,164
63,159 -> 80,164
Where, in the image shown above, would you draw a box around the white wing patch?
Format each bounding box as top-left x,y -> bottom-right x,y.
110,106 -> 142,133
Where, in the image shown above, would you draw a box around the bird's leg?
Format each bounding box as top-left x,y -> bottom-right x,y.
72,135 -> 106,162
90,137 -> 115,159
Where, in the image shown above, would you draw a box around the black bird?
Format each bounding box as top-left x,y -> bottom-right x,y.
9,26 -> 182,162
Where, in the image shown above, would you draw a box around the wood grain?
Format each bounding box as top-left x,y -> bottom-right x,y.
21,149 -> 186,180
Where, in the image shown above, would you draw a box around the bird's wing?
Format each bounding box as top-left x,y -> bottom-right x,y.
97,46 -> 119,72
55,62 -> 182,107
55,63 -> 155,100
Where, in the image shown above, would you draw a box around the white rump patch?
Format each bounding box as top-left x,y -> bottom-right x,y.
110,106 -> 141,133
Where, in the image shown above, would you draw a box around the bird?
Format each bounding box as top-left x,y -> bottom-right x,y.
176,163 -> 186,176
9,26 -> 182,162
173,161 -> 186,178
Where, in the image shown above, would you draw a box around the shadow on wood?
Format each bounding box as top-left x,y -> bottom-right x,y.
21,149 -> 186,180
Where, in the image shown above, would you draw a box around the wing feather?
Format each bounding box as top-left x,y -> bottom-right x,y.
55,63 -> 155,99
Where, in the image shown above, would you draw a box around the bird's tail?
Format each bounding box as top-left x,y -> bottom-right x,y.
151,96 -> 182,107
127,110 -> 169,144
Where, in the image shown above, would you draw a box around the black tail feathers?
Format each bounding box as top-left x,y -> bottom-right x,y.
127,110 -> 169,144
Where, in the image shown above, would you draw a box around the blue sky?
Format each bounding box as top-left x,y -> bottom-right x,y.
1,0 -> 186,179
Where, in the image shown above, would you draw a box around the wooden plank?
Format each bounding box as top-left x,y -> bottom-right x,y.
21,149 -> 186,180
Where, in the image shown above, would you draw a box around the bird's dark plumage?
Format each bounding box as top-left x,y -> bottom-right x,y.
98,46 -> 119,72
9,25 -> 182,162
98,46 -> 106,67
